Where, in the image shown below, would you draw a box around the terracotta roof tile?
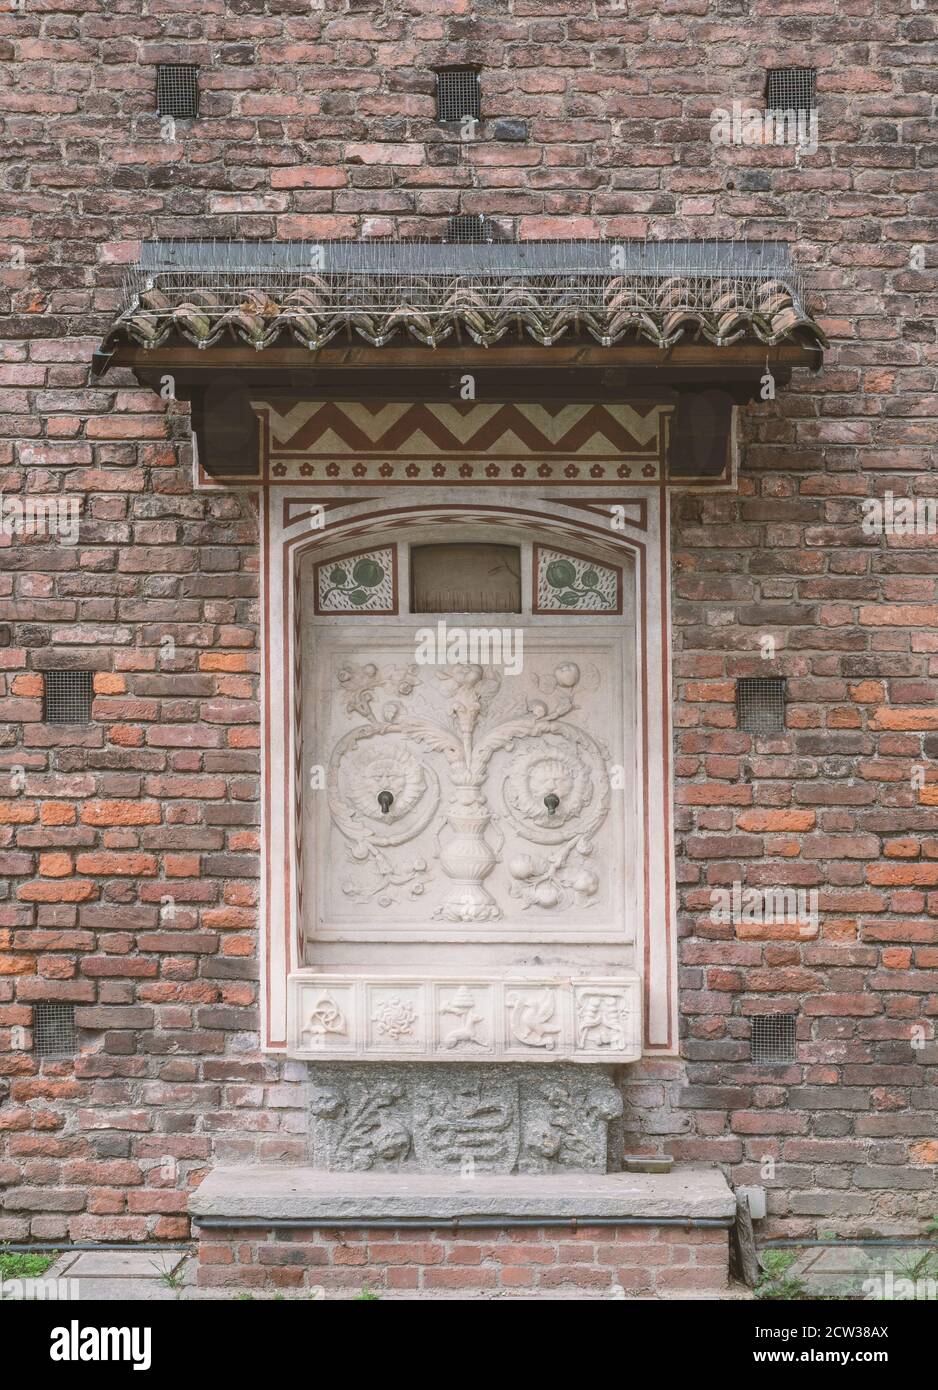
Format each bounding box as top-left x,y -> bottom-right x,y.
101,239 -> 828,354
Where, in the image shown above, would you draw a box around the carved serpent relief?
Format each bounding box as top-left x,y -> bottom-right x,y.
325,657 -> 612,919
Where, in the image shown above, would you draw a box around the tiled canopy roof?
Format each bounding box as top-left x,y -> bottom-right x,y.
102,239 -> 828,354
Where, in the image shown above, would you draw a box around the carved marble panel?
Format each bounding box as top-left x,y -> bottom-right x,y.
310,635 -> 627,935
434,982 -> 496,1056
298,985 -> 356,1055
308,1063 -> 625,1174
366,984 -> 425,1054
291,974 -> 641,1062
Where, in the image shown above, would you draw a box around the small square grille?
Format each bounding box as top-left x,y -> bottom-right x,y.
157,64 -> 200,119
436,68 -> 481,123
34,1002 -> 76,1059
736,677 -> 787,734
751,1014 -> 797,1064
766,66 -> 816,114
445,214 -> 491,244
43,670 -> 94,724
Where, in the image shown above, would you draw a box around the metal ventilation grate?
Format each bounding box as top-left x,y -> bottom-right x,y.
436,68 -> 481,122
157,64 -> 200,118
751,1014 -> 797,1064
34,1002 -> 77,1058
736,677 -> 787,734
43,670 -> 94,724
766,66 -> 816,113
445,214 -> 494,244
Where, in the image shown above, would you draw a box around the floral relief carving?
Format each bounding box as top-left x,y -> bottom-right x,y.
500,671 -> 611,912
326,655 -> 610,920
329,666 -> 440,905
371,996 -> 418,1040
310,1079 -> 412,1170
520,1077 -> 624,1173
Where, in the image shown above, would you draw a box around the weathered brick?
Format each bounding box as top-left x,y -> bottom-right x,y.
0,10 -> 934,1269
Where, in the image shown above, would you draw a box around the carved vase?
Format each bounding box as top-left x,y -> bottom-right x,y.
436,788 -> 501,922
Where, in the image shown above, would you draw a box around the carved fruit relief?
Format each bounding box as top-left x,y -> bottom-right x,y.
320,647 -> 615,924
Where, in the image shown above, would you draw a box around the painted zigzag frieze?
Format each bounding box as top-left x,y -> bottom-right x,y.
252,400 -> 670,484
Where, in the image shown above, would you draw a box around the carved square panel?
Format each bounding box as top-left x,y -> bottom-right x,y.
296,982 -> 357,1053
533,544 -> 622,615
502,984 -> 568,1058
314,545 -> 397,614
433,982 -> 496,1057
572,982 -> 638,1058
365,984 -> 425,1053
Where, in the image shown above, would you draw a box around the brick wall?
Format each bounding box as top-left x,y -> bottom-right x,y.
1,1 -> 936,1244
195,1224 -> 730,1298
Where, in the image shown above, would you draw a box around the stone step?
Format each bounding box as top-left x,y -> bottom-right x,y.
190,1164 -> 736,1298
191,1163 -> 736,1224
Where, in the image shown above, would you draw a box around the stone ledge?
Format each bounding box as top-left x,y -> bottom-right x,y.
190,1164 -> 735,1223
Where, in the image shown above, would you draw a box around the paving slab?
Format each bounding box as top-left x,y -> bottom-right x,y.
786,1245 -> 938,1298
65,1278 -> 186,1301
64,1250 -> 188,1279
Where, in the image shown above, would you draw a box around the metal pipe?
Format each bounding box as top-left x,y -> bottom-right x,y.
191,1215 -> 734,1231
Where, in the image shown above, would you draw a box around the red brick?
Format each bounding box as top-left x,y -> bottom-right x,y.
1,14 -> 936,1264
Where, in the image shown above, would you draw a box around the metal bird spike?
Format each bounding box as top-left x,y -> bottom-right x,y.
116,231 -> 815,356
125,232 -> 807,317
